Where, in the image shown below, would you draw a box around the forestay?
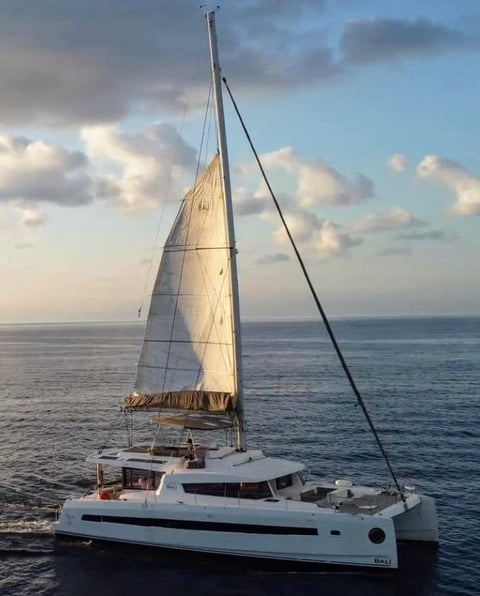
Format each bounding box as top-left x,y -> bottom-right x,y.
125,155 -> 236,413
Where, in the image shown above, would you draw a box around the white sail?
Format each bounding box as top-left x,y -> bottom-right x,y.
126,155 -> 236,412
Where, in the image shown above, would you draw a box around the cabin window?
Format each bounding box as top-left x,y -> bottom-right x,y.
123,468 -> 164,490
275,474 -> 293,490
182,481 -> 272,499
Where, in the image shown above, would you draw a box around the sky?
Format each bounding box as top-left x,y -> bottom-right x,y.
0,0 -> 479,323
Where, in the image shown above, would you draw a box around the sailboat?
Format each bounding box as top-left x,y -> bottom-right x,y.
53,11 -> 439,569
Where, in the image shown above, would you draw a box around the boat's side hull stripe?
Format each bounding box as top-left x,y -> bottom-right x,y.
81,514 -> 317,535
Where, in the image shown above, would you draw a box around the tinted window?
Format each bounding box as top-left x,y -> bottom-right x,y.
183,482 -> 271,499
123,468 -> 163,490
275,474 -> 293,490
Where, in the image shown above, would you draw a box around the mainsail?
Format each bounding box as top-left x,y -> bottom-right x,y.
124,155 -> 237,413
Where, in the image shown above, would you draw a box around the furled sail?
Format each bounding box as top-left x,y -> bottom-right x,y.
124,155 -> 236,413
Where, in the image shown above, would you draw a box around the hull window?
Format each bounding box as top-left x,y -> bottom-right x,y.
81,514 -> 317,535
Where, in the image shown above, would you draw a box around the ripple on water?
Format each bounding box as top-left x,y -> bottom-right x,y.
0,318 -> 479,596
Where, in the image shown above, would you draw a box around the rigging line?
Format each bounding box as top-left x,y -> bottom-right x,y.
97,409 -> 124,452
222,76 -> 406,504
137,54 -> 201,319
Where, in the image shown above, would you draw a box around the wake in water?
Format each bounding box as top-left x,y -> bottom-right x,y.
0,520 -> 54,535
0,500 -> 57,558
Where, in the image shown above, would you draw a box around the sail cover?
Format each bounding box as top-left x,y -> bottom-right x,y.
126,155 -> 236,413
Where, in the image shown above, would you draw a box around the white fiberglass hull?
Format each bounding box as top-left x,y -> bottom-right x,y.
393,495 -> 439,543
54,498 -> 401,569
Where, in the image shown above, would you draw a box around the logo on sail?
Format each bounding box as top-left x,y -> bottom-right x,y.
198,198 -> 212,211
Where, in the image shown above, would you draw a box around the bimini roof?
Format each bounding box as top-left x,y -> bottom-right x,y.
151,414 -> 233,431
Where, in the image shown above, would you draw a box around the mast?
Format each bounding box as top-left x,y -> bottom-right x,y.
206,11 -> 246,450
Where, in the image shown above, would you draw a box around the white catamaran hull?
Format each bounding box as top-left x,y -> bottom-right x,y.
393,495 -> 438,543
53,494 -> 439,569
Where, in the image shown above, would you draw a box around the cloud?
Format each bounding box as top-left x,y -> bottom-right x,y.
274,210 -> 361,257
18,208 -> 47,227
398,229 -> 457,242
262,147 -> 374,207
340,17 -> 473,65
255,252 -> 290,265
0,5 -> 476,127
15,242 -> 34,249
417,155 -> 480,216
234,187 -> 272,216
274,210 -> 324,244
0,133 -> 93,206
0,1 -> 335,126
0,124 -> 197,213
81,123 -> 196,210
314,221 -> 362,257
353,208 -> 425,234
388,154 -> 408,173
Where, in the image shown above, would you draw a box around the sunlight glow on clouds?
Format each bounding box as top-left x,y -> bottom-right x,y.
81,123 -> 196,211
274,211 -> 362,258
0,132 -> 92,206
417,155 -> 480,216
387,154 -> 408,172
17,207 -> 47,227
314,221 -> 363,257
262,147 -> 374,207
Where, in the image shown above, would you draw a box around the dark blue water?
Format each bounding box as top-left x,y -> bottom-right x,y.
0,317 -> 479,595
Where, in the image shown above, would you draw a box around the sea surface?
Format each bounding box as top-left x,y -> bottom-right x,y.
0,317 -> 479,595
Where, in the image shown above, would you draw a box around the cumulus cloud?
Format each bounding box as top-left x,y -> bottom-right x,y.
262,147 -> 374,207
314,221 -> 362,257
352,208 -> 425,234
0,133 -> 92,206
274,210 -> 324,244
417,155 -> 480,216
388,154 -> 408,172
340,17 -> 472,65
255,252 -> 290,265
234,186 -> 272,216
18,208 -> 47,227
0,124 -> 198,213
274,210 -> 361,257
81,123 -> 196,210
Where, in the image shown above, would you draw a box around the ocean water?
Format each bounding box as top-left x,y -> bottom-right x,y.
0,317 -> 479,595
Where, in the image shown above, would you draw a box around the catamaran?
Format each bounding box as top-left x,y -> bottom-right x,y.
53,11 -> 439,569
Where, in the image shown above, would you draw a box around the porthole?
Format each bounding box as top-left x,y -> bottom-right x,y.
368,527 -> 386,544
